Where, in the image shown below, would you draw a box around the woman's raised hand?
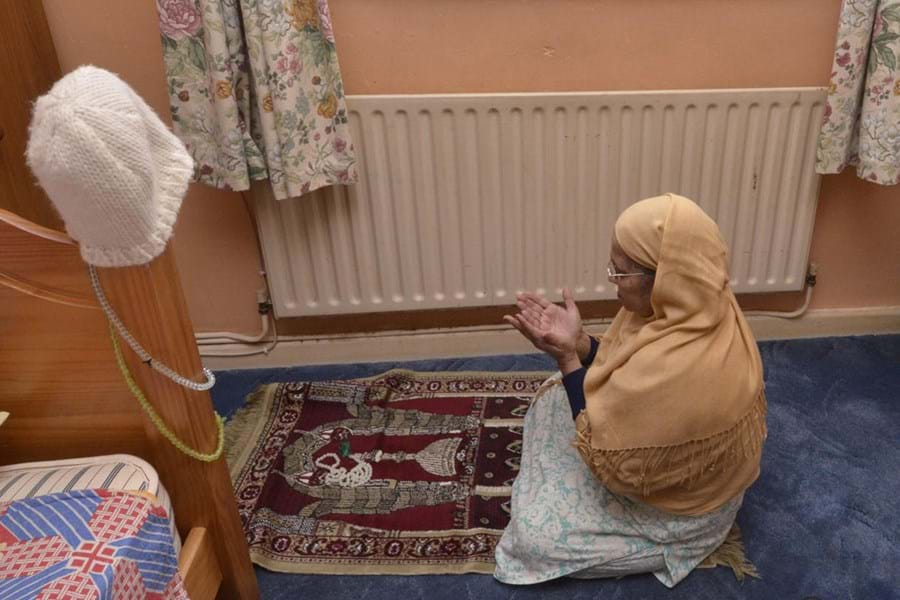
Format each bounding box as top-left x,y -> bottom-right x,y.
503,288 -> 583,362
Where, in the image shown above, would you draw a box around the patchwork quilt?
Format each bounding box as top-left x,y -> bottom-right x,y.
0,489 -> 188,599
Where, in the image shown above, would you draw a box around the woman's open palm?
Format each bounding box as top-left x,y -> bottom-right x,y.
504,288 -> 582,360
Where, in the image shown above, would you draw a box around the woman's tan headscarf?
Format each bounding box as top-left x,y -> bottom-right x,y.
576,193 -> 767,516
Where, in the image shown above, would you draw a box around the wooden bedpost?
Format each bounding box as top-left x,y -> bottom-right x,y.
98,247 -> 259,600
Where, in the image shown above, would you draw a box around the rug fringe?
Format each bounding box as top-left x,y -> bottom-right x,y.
698,522 -> 760,581
224,385 -> 274,474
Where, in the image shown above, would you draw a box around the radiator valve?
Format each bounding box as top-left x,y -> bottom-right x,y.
805,262 -> 818,287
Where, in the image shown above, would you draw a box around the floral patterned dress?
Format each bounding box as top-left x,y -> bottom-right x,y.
494,377 -> 742,588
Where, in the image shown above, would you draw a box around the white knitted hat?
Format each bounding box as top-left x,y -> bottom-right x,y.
26,66 -> 193,267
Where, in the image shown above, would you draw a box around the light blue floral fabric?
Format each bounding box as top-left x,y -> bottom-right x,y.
494,377 -> 742,588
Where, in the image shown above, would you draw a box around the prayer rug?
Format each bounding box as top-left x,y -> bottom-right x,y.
225,369 -> 550,574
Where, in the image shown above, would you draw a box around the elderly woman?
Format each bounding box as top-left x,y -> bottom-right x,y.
495,194 -> 767,587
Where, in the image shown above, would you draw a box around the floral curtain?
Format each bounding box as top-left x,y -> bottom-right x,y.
817,0 -> 900,185
155,0 -> 357,200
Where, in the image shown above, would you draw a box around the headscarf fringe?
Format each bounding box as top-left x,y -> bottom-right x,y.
574,392 -> 767,500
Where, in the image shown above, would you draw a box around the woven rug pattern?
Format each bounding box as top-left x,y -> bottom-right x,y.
225,369 -> 549,574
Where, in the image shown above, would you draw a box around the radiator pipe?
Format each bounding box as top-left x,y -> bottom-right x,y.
197,313 -> 279,357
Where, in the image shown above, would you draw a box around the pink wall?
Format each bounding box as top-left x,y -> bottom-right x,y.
42,0 -> 899,334
809,170 -> 899,309
332,0 -> 838,93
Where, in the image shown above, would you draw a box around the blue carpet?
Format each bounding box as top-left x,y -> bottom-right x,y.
211,335 -> 900,600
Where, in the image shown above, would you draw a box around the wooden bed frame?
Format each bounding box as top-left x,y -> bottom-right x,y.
0,208 -> 259,599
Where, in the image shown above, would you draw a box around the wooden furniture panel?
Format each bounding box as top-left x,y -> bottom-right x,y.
179,527 -> 224,600
0,0 -> 63,230
0,212 -> 148,463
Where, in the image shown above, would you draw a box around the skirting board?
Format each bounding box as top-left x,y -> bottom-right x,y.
200,305 -> 900,370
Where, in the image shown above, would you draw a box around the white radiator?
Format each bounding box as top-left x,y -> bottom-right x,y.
255,88 -> 826,317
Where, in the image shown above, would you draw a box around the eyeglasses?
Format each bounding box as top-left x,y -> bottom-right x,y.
607,262 -> 654,279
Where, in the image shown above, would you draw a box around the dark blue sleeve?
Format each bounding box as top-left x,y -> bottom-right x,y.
562,367 -> 587,419
581,336 -> 600,367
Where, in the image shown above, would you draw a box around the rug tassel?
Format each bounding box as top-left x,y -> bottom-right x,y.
698,522 -> 760,581
224,385 -> 274,470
